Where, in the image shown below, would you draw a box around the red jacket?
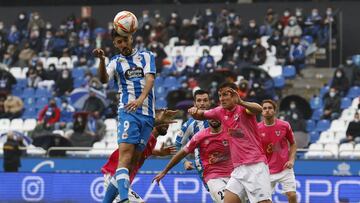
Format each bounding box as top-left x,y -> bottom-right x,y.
38,105 -> 61,124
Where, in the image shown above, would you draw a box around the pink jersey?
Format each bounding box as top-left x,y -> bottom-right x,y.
257,119 -> 295,174
204,105 -> 267,167
183,127 -> 233,183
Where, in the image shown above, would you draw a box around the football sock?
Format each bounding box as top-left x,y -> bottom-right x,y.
115,167 -> 130,202
102,179 -> 118,203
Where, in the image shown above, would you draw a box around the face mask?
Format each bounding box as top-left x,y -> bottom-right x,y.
326,10 -> 332,15
312,12 -> 318,17
296,11 -> 302,16
62,73 -> 69,78
171,13 -> 177,18
346,60 -> 353,65
62,103 -> 67,108
155,14 -> 160,18
19,14 -> 25,20
329,92 -> 336,97
284,12 -> 290,17
250,23 -> 255,28
143,14 -> 148,18
227,39 -> 233,44
253,83 -> 259,88
242,41 -> 248,46
206,10 -> 212,16
336,72 -> 342,78
33,15 -> 39,20
46,33 -> 52,38
46,23 -> 52,29
229,13 -> 235,18
290,104 -> 296,109
292,113 -> 298,120
203,52 -> 208,56
277,25 -> 282,30
0,24 -> 3,30
10,26 -> 16,32
289,21 -> 295,26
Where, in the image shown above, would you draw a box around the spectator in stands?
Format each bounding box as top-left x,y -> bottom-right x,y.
247,82 -> 268,104
234,37 -> 252,66
284,101 -> 304,121
280,9 -> 291,27
46,63 -> 59,81
340,112 -> 360,144
26,68 -> 42,88
275,39 -> 290,65
319,7 -> 337,47
261,8 -> 278,36
203,21 -> 219,46
178,19 -> 197,46
219,35 -> 236,67
0,68 -> 16,94
148,41 -> 167,73
294,8 -> 305,29
2,52 -> 13,66
287,111 -> 306,132
85,111 -> 106,143
197,49 -> 215,73
82,90 -> 105,114
0,99 -> 6,118
322,88 -> 341,120
34,61 -> 47,80
29,28 -> 42,53
7,25 -> 20,45
59,99 -> 75,123
3,131 -> 24,172
68,113 -> 94,147
243,19 -> 259,42
288,36 -> 305,75
330,68 -> 349,96
4,94 -> 23,118
237,79 -> 249,99
171,49 -> 186,75
251,38 -> 267,66
55,69 -> 73,96
42,30 -> 55,56
18,42 -> 35,67
283,17 -> 302,39
27,12 -> 45,31
38,98 -> 61,126
304,8 -> 322,39
88,77 -> 103,90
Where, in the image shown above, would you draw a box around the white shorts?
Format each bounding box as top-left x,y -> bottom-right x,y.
207,177 -> 229,203
104,173 -> 144,203
226,162 -> 272,203
270,168 -> 297,194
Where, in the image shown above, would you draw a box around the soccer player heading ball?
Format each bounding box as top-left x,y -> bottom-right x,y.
93,11 -> 156,203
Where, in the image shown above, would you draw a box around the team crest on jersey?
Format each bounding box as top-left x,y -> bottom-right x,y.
118,58 -> 126,63
125,67 -> 144,81
275,130 -> 281,136
122,133 -> 128,139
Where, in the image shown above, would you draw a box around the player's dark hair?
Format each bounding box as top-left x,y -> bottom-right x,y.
218,82 -> 238,91
193,89 -> 209,100
261,99 -> 277,111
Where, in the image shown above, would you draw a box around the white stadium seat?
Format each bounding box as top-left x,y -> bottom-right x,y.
323,143 -> 338,158
171,46 -> 185,57
45,57 -> 59,69
183,45 -> 198,57
338,143 -> 354,159
304,143 -> 323,159
10,67 -> 23,79
196,46 -> 210,57
23,119 -> 37,132
329,120 -> 346,132
104,119 -> 117,131
59,57 -> 73,69
353,144 -> 360,158
0,119 -> 11,132
10,118 -> 23,131
317,131 -> 335,144
27,144 -> 46,156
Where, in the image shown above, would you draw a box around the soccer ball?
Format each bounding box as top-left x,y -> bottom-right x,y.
113,11 -> 138,36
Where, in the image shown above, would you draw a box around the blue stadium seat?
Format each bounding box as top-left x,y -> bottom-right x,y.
22,88 -> 35,98
16,79 -> 27,89
155,86 -> 167,99
273,76 -> 285,89
306,119 -> 316,132
35,88 -> 50,98
22,107 -> 37,119
309,131 -> 320,143
11,87 -> 23,97
74,77 -> 85,88
35,97 -> 49,109
319,85 -> 330,98
315,119 -> 331,132
90,67 -> 98,76
282,65 -> 296,78
155,76 -> 164,88
340,97 -> 352,109
310,96 -> 323,110
72,68 -> 85,78
163,76 -> 179,89
155,98 -> 167,108
346,86 -> 360,98
311,109 -> 323,121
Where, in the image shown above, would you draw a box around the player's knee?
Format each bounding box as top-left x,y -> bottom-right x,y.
224,190 -> 241,203
286,191 -> 297,200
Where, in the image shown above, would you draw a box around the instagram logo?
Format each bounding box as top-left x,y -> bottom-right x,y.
90,177 -> 105,202
22,176 -> 45,201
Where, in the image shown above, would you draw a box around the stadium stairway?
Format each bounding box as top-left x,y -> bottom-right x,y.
282,67 -> 335,100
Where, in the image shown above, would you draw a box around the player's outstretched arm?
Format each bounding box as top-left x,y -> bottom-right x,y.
228,88 -> 262,115
188,107 -> 206,120
152,143 -> 177,156
92,48 -> 109,84
155,109 -> 178,126
152,149 -> 188,184
125,73 -> 155,112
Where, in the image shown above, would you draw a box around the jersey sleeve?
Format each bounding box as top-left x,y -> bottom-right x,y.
285,122 -> 296,144
204,106 -> 221,120
106,59 -> 116,80
183,131 -> 201,154
144,51 -> 156,75
175,120 -> 193,151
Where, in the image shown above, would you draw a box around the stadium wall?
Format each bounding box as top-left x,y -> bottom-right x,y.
0,2 -> 359,60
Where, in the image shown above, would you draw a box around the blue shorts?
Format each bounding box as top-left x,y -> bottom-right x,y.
117,109 -> 155,151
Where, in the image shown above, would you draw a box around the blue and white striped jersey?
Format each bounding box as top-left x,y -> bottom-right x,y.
175,118 -> 209,173
106,50 -> 156,118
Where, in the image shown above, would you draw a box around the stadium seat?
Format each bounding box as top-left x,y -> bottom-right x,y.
90,67 -> 98,76
104,119 -> 117,132
353,144 -> 360,158
304,143 -> 323,159
306,120 -> 316,132
351,97 -> 359,108
9,118 -> 23,131
10,67 -> 23,79
341,97 -> 352,110
352,54 -> 360,67
35,97 -> 49,109
107,142 -> 118,151
310,96 -> 323,110
11,87 -> 23,97
346,86 -> 360,98
22,119 -> 35,132
168,37 -> 179,47
163,76 -> 179,89
35,88 -> 50,98
311,109 -> 323,121
22,88 -> 35,98
27,144 -> 46,156
185,56 -> 197,68
183,45 -> 198,57
155,86 -> 167,99
154,76 -> 164,87
164,45 -> 172,56
340,108 -> 356,121
338,143 -> 354,159
282,65 -> 296,78
92,141 -> 106,149
329,119 -> 346,132
16,79 -> 27,89
333,130 -> 346,143
0,119 -> 11,132
72,68 -> 85,79
22,108 -> 37,119
21,67 -> 28,79
52,130 -> 65,136
74,77 -> 85,88
209,45 -> 223,63
323,143 -> 338,158
273,76 -> 285,89
171,46 -> 185,57
266,65 -> 282,78
317,131 -> 335,144
155,98 -> 167,109
319,85 -> 330,98
309,131 -> 320,143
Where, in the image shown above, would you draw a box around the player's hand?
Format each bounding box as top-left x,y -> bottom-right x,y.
157,143 -> 177,156
92,48 -> 105,60
284,160 -> 294,169
184,161 -> 194,170
125,99 -> 143,112
155,109 -> 179,126
188,107 -> 198,115
152,172 -> 166,185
